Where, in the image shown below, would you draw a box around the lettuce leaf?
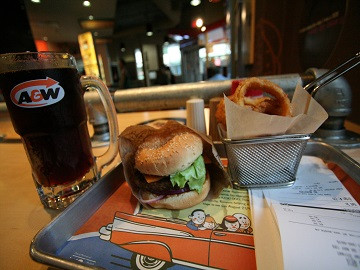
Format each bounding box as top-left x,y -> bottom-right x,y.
170,155 -> 206,193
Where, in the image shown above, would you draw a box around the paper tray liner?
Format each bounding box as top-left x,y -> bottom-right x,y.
30,142 -> 360,270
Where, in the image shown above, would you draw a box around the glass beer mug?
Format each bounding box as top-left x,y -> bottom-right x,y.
0,52 -> 119,209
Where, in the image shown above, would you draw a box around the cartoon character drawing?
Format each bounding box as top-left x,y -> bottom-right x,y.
97,211 -> 256,270
186,209 -> 206,230
203,215 -> 218,230
234,213 -> 253,234
220,215 -> 241,232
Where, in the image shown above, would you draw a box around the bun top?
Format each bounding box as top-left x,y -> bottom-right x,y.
135,132 -> 203,176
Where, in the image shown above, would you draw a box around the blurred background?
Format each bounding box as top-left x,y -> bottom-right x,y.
0,0 -> 359,124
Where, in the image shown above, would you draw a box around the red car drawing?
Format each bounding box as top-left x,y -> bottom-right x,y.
108,211 -> 256,270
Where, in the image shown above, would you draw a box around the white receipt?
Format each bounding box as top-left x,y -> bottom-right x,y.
262,156 -> 360,270
273,203 -> 360,270
263,156 -> 359,211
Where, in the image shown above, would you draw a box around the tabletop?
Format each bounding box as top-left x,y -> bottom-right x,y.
0,109 -> 359,270
0,109 -> 189,270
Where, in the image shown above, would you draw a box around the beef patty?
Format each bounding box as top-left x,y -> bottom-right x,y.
134,170 -> 190,195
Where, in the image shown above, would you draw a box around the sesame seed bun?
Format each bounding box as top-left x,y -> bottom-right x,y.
135,132 -> 203,176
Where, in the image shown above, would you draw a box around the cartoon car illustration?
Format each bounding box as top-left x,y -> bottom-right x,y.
103,211 -> 256,270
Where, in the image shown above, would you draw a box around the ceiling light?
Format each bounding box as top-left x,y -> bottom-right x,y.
226,11 -> 231,24
83,1 -> 91,7
201,26 -> 206,32
31,0 -> 41,3
88,15 -> 94,20
190,0 -> 201,6
79,19 -> 114,30
196,18 -> 203,28
120,43 -> 126,52
171,35 -> 184,42
146,23 -> 153,37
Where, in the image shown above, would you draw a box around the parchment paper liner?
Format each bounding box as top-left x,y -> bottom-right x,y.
224,82 -> 329,139
119,120 -> 231,209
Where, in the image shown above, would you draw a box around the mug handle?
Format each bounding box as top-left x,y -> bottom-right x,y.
80,75 -> 119,173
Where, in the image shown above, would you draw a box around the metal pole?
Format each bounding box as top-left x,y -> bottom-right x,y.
109,73 -> 301,113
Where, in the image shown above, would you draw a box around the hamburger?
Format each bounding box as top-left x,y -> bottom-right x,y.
134,131 -> 210,209
119,120 -> 228,210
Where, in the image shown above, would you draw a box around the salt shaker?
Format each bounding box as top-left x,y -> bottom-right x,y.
186,98 -> 206,134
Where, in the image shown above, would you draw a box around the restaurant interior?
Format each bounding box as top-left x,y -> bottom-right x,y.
0,0 -> 360,269
2,0 -> 360,125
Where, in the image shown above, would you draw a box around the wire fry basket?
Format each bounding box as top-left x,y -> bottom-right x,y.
218,125 -> 310,188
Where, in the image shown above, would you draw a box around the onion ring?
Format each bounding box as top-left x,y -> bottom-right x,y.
234,77 -> 292,116
215,77 -> 292,127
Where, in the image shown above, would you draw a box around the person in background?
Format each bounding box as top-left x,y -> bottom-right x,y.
155,64 -> 175,85
166,65 -> 176,84
207,66 -> 227,81
119,58 -> 129,89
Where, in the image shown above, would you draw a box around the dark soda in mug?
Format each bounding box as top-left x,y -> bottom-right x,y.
0,52 -> 119,209
0,67 -> 94,187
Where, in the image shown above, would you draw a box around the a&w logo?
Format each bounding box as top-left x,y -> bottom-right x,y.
10,77 -> 65,108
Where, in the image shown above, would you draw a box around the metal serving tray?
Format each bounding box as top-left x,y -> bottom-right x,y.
30,141 -> 360,269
